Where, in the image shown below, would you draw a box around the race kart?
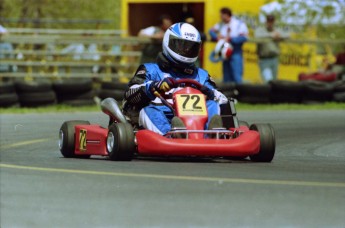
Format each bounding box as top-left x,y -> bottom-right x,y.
58,79 -> 275,162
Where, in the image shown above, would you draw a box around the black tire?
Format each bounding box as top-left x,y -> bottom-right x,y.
269,80 -> 305,104
217,82 -> 236,90
15,81 -> 52,93
249,124 -> 275,162
333,92 -> 345,102
332,80 -> 345,93
59,120 -> 91,158
0,82 -> 15,94
302,80 -> 333,103
53,79 -> 93,94
238,120 -> 250,128
98,89 -> 124,100
57,90 -> 95,102
236,84 -> 271,104
18,91 -> 56,107
101,81 -> 128,90
237,96 -> 271,104
0,93 -> 19,107
107,123 -> 136,161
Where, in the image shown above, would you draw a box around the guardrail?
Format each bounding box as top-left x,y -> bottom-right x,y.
6,28 -> 125,35
1,28 -> 345,81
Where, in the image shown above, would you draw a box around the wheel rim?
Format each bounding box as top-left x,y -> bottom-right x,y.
107,132 -> 115,153
58,130 -> 64,150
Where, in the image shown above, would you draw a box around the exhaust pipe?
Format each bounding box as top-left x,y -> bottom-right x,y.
101,98 -> 127,124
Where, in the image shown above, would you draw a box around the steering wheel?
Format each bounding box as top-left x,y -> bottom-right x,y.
153,79 -> 203,115
175,79 -> 203,90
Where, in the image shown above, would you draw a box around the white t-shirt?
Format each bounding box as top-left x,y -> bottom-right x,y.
211,17 -> 248,38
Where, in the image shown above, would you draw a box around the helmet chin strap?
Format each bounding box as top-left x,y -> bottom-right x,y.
157,52 -> 196,75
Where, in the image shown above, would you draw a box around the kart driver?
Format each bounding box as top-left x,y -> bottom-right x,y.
123,23 -> 228,135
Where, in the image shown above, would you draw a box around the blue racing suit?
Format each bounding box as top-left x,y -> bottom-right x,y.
123,53 -> 226,135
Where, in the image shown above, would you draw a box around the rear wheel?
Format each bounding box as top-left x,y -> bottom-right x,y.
107,123 -> 136,161
59,120 -> 91,158
249,124 -> 275,162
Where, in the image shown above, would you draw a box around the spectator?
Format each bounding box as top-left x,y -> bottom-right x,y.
138,14 -> 173,63
209,7 -> 248,83
0,25 -> 15,80
254,15 -> 289,83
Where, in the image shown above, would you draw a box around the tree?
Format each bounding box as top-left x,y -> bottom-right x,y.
0,0 -> 121,29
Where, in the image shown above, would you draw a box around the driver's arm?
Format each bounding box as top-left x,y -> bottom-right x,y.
204,75 -> 217,90
124,65 -> 153,109
204,75 -> 228,104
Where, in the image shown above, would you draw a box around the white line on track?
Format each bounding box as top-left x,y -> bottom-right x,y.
1,163 -> 345,188
1,138 -> 52,150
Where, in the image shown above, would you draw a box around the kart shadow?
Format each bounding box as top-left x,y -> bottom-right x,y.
135,156 -> 251,163
59,156 -> 251,163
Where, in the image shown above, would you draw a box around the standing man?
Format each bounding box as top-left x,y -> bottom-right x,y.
254,15 -> 289,82
209,7 -> 248,83
138,14 -> 173,64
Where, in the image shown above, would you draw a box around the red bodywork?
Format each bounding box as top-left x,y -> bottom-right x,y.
136,128 -> 260,157
74,125 -> 108,156
72,82 -> 261,158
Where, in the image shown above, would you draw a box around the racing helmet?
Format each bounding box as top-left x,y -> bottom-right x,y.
162,23 -> 201,65
209,39 -> 233,63
214,39 -> 233,60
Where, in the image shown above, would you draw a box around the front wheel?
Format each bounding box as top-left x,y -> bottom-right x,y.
107,123 -> 136,161
59,120 -> 91,158
249,124 -> 275,162
238,120 -> 250,128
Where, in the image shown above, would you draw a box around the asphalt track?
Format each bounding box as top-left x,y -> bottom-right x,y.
1,110 -> 345,227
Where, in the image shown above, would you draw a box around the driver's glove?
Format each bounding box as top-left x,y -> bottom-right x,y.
200,86 -> 215,100
150,77 -> 177,93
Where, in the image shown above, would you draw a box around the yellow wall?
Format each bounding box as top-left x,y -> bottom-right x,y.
203,0 -> 264,82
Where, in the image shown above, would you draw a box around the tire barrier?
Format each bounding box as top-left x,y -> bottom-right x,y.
302,80 -> 334,103
0,82 -> 19,107
98,81 -> 127,101
235,84 -> 271,104
0,82 -> 16,94
15,81 -> 56,107
53,79 -> 96,106
233,80 -> 345,104
332,80 -> 345,102
269,80 -> 305,104
1,79 -> 345,108
217,82 -> 237,98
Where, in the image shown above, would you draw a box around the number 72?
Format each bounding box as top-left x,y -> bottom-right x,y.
180,94 -> 202,109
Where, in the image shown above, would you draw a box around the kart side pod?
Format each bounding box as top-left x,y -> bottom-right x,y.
101,98 -> 128,124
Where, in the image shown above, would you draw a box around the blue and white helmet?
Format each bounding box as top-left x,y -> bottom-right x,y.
162,23 -> 201,65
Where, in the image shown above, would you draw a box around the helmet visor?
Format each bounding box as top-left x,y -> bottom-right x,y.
168,35 -> 201,58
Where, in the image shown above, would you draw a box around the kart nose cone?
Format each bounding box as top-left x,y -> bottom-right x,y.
58,130 -> 64,150
107,132 -> 115,152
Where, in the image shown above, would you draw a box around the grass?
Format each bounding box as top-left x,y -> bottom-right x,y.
1,102 -> 344,114
236,102 -> 345,111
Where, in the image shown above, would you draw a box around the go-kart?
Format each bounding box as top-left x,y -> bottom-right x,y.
58,79 -> 275,162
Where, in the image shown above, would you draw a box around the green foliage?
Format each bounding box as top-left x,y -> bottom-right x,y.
0,0 -> 121,29
261,0 -> 345,52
